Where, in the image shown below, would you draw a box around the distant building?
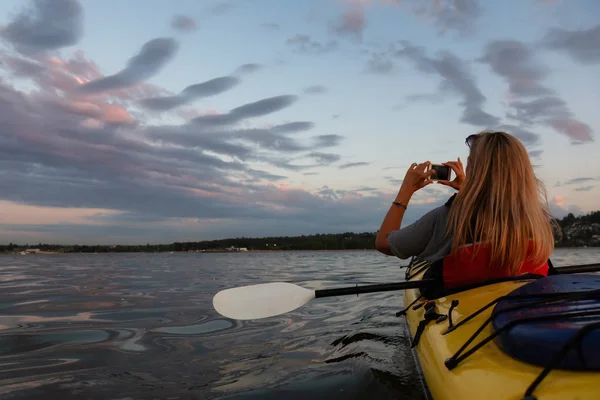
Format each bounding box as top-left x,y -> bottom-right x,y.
226,246 -> 249,252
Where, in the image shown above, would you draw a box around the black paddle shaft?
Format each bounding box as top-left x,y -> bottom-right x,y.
314,279 -> 435,298
312,263 -> 600,299
556,262 -> 600,274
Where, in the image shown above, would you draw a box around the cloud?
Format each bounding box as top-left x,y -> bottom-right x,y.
528,149 -> 543,159
78,38 -> 178,93
234,63 -> 263,76
542,24 -> 600,64
575,186 -> 594,192
313,134 -> 344,148
270,121 -> 316,134
262,22 -> 281,30
171,15 -> 197,32
191,95 -> 298,126
337,0 -> 480,36
339,162 -> 370,169
285,35 -> 338,54
393,41 -> 499,127
304,85 -> 328,94
549,195 -> 583,218
332,6 -> 366,41
307,152 -> 341,165
210,2 -> 235,15
365,52 -> 396,75
1,0 -> 83,53
562,177 -> 598,185
479,40 -> 593,144
0,69 -> 362,242
478,40 -> 552,98
409,0 -> 481,36
139,76 -> 240,111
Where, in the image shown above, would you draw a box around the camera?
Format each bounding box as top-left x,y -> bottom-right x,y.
429,164 -> 451,181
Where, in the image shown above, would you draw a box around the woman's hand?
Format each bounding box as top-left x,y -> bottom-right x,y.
437,157 -> 465,191
399,161 -> 435,196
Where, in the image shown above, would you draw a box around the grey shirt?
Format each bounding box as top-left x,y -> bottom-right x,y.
387,204 -> 453,262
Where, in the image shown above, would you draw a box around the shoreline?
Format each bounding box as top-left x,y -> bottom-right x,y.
1,247 -> 597,255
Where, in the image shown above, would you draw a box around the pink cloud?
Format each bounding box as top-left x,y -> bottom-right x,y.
0,201 -> 122,225
550,119 -> 593,143
553,195 -> 565,207
336,7 -> 366,38
103,104 -> 135,125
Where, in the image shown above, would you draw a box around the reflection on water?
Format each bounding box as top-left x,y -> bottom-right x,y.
0,249 -> 597,399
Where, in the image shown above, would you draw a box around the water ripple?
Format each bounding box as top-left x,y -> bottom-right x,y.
0,249 -> 596,399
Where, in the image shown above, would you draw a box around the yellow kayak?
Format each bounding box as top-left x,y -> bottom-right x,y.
402,257 -> 600,400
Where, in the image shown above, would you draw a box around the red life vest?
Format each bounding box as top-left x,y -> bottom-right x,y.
441,241 -> 549,289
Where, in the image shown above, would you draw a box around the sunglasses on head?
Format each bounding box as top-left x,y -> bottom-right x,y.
465,134 -> 478,148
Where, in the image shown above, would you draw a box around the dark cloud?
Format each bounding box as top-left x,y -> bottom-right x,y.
478,40 -> 552,97
304,85 -> 328,94
365,52 -> 396,75
479,40 -> 593,144
528,149 -> 543,159
1,0 -> 83,53
303,172 -> 319,176
410,0 -> 481,36
139,76 -> 240,111
145,121 -> 330,172
191,95 -> 297,127
262,22 -> 281,30
575,186 -> 594,192
78,38 -> 178,93
339,162 -> 370,169
171,15 -> 197,32
313,134 -> 344,148
563,177 -> 598,185
393,41 -> 499,127
307,152 -> 341,165
285,35 -> 338,54
270,122 -> 315,134
542,24 -> 600,64
0,74 -> 358,240
234,63 -> 262,76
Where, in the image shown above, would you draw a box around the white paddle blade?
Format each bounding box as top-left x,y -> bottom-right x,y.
213,282 -> 315,320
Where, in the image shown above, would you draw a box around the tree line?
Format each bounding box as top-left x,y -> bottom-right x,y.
1,211 -> 599,253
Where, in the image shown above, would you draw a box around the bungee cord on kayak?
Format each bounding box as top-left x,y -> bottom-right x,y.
523,321 -> 600,400
398,257 -> 600,400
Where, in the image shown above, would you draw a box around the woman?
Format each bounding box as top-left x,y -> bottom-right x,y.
375,130 -> 555,294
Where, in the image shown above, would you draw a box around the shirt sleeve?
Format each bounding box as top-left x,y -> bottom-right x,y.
386,206 -> 444,259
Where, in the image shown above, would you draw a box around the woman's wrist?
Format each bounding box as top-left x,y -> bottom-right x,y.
395,186 -> 413,204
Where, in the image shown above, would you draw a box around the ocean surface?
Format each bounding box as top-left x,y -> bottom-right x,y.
0,248 -> 599,400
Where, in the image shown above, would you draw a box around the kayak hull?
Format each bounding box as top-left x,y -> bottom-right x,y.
402,258 -> 600,400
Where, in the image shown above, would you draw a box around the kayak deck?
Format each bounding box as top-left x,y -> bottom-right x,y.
402,258 -> 600,400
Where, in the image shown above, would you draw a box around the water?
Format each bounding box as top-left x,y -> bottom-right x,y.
0,248 -> 598,399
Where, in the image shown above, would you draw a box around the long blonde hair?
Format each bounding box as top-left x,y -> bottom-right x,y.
446,131 -> 555,274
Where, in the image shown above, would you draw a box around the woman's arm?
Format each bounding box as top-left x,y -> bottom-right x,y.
376,161 -> 434,255
375,187 -> 413,255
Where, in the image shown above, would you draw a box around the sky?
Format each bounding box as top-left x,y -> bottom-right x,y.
0,0 -> 598,245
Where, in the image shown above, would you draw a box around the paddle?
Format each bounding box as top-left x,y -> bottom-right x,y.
212,279 -> 435,320
213,262 -> 600,320
554,262 -> 600,275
